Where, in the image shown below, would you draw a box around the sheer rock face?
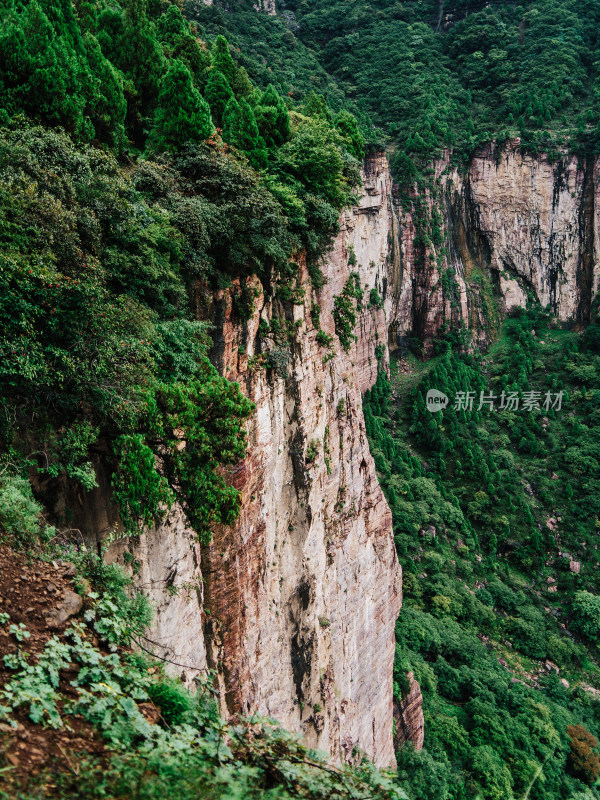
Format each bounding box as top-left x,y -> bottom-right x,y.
197,150 -> 401,768
388,141 -> 600,348
90,152 -> 401,768
393,672 -> 424,752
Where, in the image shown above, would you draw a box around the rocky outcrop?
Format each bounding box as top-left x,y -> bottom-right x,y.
388,140 -> 600,348
393,672 -> 424,751
192,0 -> 276,13
64,153 -> 401,768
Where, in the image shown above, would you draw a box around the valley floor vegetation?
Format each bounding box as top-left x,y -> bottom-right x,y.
365,306 -> 600,800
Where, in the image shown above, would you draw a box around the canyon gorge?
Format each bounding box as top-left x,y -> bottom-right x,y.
47,141 -> 600,767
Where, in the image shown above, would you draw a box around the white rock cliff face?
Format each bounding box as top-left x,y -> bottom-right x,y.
389,141 -> 600,346
100,152 -> 401,768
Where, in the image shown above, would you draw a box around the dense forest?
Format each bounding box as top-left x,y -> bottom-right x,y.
365,307 -> 600,799
290,0 -> 600,176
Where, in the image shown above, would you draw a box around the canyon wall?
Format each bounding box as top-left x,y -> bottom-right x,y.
69,152 -> 402,768
58,140 -> 600,770
199,151 -> 401,766
388,140 -> 600,348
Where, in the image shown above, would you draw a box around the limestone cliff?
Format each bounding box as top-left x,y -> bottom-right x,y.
388,140 -> 600,348
65,153 -> 401,769
196,150 -> 401,767
47,140 -> 600,771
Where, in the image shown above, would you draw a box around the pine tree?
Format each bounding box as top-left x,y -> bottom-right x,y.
212,35 -> 238,91
255,84 -> 290,147
0,0 -> 122,143
149,59 -> 213,152
173,34 -> 211,90
156,4 -> 188,43
84,32 -> 126,148
205,70 -> 233,127
222,97 -> 267,169
118,0 -> 165,126
222,96 -> 241,145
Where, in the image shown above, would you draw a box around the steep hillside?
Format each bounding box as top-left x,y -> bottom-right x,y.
0,0 -> 401,786
0,541 -> 404,799
292,0 -> 600,175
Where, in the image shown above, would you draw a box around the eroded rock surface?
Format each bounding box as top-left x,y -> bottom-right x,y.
389,141 -> 600,348
393,672 -> 424,751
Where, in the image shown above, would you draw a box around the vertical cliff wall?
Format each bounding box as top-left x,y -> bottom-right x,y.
70,153 -> 402,768
198,151 -> 401,766
388,140 -> 600,348
49,140 -> 600,770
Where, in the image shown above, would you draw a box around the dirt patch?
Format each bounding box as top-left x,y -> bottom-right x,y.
0,546 -> 107,792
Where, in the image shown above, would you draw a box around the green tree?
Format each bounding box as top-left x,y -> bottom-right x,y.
212,34 -> 238,91
111,0 -> 165,138
255,84 -> 290,147
572,591 -> 600,643
273,117 -> 347,207
83,32 -> 126,148
205,69 -> 233,127
149,59 -> 214,152
335,110 -> 364,160
222,97 -> 267,169
156,4 -> 187,43
0,0 -> 124,144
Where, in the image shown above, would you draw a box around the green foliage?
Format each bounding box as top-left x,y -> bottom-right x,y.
204,69 -> 233,127
333,272 -> 362,352
305,439 -> 320,463
211,34 -> 239,94
146,678 -> 192,726
255,83 -> 291,148
0,0 -> 126,146
572,592 -> 600,645
149,59 -> 214,152
0,475 -> 44,547
294,0 -> 600,172
222,96 -> 267,168
146,363 -> 254,543
365,306 -> 600,800
335,110 -> 364,160
369,287 -> 383,309
111,434 -> 174,535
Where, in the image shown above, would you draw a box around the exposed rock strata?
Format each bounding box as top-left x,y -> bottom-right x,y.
198,150 -> 401,767
64,153 -> 401,768
393,672 -> 424,751
389,141 -> 600,348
